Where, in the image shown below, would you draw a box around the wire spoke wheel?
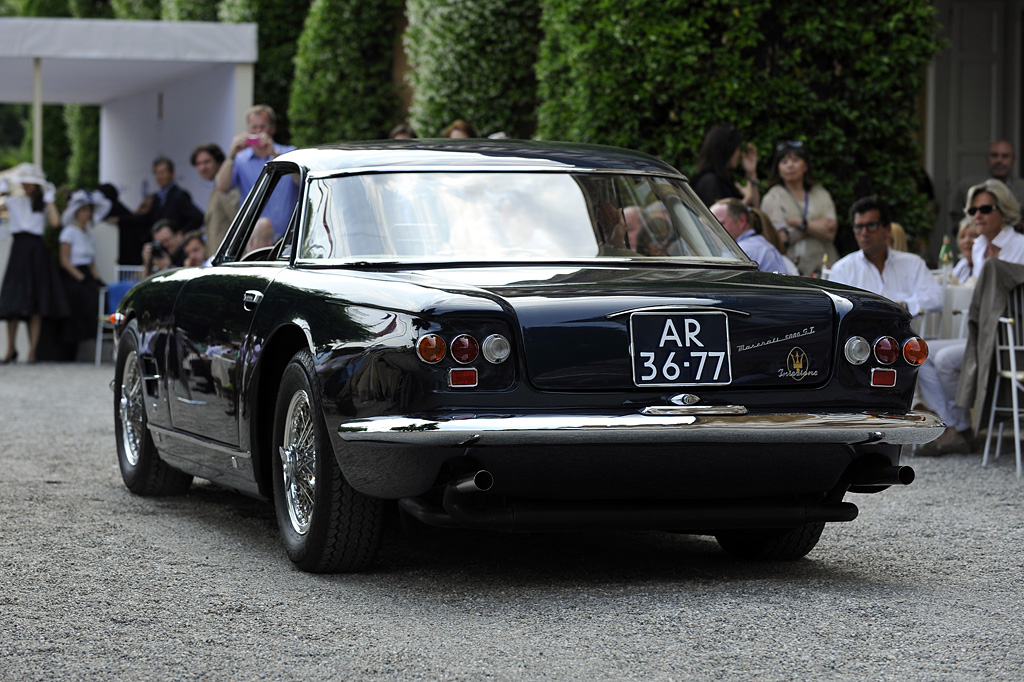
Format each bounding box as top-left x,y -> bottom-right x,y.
272,349 -> 384,572
119,350 -> 145,467
280,389 -> 317,535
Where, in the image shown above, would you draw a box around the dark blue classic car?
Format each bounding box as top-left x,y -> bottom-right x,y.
112,140 -> 942,572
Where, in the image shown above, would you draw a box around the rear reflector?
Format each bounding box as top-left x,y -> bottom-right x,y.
870,368 -> 897,387
449,368 -> 478,388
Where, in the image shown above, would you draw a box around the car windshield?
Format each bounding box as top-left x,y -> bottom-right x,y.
297,171 -> 749,263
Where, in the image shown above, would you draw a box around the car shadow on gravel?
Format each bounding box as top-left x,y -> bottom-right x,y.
145,481 -> 889,589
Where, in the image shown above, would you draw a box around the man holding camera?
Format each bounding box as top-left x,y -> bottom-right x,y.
142,219 -> 186,277
216,105 -> 295,204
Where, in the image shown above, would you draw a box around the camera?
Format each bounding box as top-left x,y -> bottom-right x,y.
246,135 -> 260,147
150,241 -> 167,259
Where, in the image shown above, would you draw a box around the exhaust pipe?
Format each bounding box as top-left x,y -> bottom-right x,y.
451,470 -> 494,494
849,465 -> 915,487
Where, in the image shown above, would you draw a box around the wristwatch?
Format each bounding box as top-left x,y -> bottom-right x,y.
799,219 -> 808,232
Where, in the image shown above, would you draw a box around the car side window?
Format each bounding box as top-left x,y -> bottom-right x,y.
225,167 -> 300,263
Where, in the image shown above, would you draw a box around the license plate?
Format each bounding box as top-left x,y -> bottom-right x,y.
630,312 -> 732,386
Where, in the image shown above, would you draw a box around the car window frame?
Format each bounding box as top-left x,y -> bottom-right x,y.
214,161 -> 304,266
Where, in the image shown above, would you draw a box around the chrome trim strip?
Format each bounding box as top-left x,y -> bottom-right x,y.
640,405 -> 747,416
148,424 -> 251,459
175,397 -> 208,406
607,304 -> 751,319
338,411 -> 943,447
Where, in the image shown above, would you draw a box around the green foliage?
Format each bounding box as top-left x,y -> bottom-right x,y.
65,105 -> 100,188
288,0 -> 403,145
217,0 -> 251,21
405,0 -> 542,138
536,0 -> 943,243
222,0 -> 313,144
20,106 -> 69,186
68,0 -> 112,16
110,0 -> 157,18
162,0 -> 216,21
19,0 -> 68,13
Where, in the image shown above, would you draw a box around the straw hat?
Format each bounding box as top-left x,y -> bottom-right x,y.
62,189 -> 112,226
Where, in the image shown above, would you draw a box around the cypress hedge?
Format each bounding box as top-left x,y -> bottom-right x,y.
220,0 -> 313,144
288,0 -> 403,145
536,0 -> 942,245
404,0 -> 541,138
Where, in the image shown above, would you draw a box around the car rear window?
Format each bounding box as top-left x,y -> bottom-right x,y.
297,171 -> 749,264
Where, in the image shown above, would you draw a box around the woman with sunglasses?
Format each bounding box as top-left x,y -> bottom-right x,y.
761,140 -> 838,276
965,179 -> 1024,277
916,179 -> 1024,457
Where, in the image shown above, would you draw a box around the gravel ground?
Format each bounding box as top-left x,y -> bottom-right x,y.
1,362 -> 1022,681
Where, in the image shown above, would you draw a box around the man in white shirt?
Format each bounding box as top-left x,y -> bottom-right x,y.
829,196 -> 942,316
710,199 -> 787,273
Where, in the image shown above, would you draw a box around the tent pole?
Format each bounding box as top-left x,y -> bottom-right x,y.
32,57 -> 42,169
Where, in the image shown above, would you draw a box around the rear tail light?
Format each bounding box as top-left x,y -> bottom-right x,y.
450,335 -> 479,364
903,337 -> 928,366
873,336 -> 899,365
481,334 -> 511,364
416,334 -> 446,364
844,336 -> 871,365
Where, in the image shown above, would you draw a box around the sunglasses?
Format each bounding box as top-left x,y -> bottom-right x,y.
852,221 -> 886,232
776,140 -> 804,152
967,204 -> 998,216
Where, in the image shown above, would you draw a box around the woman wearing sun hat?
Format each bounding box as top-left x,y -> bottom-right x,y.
56,189 -> 111,357
0,163 -> 69,363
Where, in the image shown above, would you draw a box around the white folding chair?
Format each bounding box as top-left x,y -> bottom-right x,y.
982,284 -> 1024,477
116,265 -> 144,282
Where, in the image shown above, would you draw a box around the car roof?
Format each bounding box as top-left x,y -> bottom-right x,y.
275,139 -> 686,177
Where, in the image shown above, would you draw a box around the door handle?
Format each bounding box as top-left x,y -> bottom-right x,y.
242,290 -> 264,311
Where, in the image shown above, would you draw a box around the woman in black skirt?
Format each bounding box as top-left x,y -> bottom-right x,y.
0,163 -> 68,363
57,189 -> 111,358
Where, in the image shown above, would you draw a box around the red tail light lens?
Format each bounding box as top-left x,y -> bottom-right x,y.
450,335 -> 479,364
417,334 -> 446,364
873,336 -> 899,365
903,337 -> 929,366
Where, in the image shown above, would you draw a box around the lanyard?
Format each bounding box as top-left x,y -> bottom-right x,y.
784,186 -> 809,221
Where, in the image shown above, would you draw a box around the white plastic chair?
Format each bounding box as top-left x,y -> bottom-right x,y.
982,285 -> 1024,477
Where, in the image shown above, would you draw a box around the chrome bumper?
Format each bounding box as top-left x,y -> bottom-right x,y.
338,410 -> 944,447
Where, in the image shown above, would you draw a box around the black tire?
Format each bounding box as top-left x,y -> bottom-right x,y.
114,323 -> 193,496
272,349 -> 384,573
715,522 -> 825,561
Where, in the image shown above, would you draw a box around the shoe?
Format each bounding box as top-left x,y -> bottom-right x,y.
916,427 -> 969,457
0,351 -> 17,364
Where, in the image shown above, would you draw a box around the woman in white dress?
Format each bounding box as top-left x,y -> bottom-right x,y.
0,163 -> 67,363
57,189 -> 111,358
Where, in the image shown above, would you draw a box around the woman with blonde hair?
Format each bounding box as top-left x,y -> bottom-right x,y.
965,178 -> 1024,277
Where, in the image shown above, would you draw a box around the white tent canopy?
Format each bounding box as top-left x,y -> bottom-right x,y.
0,17 -> 257,284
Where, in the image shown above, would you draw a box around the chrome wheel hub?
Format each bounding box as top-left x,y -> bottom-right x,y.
281,389 -> 316,535
119,350 -> 144,467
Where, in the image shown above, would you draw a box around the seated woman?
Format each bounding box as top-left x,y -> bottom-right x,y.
58,189 -> 111,359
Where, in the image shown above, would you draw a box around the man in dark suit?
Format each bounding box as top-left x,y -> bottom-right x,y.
113,156 -> 203,265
